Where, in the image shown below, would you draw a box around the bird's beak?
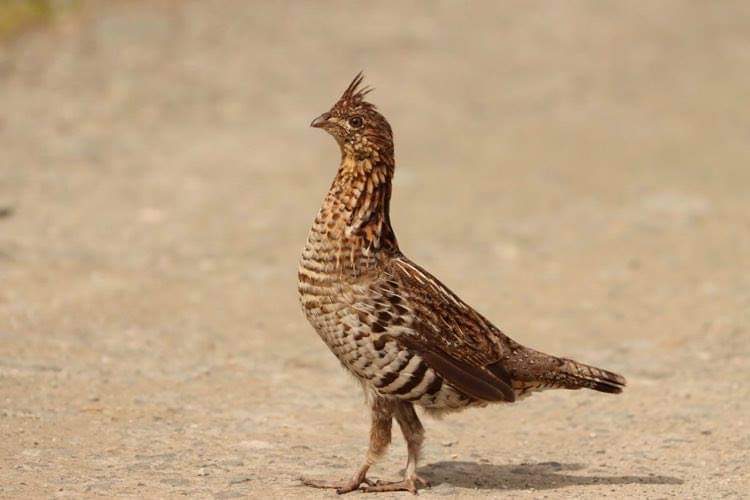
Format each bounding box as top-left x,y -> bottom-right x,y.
310,113 -> 330,128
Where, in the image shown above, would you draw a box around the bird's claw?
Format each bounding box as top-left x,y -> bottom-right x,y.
338,477 -> 376,494
300,475 -> 375,494
361,475 -> 430,494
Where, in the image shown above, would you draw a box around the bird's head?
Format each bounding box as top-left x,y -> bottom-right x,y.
311,72 -> 393,161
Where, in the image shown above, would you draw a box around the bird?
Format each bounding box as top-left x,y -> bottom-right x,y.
298,73 -> 626,494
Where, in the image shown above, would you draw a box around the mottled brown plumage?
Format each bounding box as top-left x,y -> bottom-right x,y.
298,73 -> 626,494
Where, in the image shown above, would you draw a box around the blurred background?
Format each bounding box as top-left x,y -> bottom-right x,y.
1,1 -> 748,498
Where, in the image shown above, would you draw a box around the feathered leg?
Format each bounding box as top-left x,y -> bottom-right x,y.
302,397 -> 393,494
362,401 -> 431,494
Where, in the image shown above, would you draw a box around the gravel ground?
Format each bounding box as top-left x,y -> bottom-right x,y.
1,1 -> 749,498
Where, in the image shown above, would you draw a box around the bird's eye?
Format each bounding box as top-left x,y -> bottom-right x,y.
348,116 -> 364,128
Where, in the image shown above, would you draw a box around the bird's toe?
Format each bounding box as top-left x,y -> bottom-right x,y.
362,476 -> 424,495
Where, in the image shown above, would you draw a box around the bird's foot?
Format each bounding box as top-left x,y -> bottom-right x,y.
362,475 -> 431,495
300,475 -> 376,494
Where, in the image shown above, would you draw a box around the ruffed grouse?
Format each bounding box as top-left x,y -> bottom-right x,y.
299,74 -> 626,494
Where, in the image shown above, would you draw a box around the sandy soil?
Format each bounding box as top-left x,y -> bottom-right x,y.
1,1 -> 749,498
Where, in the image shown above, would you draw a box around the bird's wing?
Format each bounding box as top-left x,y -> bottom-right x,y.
353,256 -> 517,402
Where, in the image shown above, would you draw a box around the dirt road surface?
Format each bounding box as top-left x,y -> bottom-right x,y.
1,1 -> 749,498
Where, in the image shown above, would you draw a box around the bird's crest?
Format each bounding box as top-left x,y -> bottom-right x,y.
335,72 -> 375,111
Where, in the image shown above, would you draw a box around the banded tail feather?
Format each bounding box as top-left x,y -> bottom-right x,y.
553,358 -> 626,394
505,348 -> 627,395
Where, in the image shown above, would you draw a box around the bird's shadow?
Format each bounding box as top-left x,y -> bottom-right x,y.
417,461 -> 682,491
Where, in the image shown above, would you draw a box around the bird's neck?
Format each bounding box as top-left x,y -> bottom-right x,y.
325,151 -> 398,254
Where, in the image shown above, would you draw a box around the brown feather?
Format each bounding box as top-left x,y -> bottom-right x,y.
395,335 -> 515,402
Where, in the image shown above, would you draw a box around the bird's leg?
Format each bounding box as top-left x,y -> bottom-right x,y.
363,402 -> 431,494
302,397 -> 393,494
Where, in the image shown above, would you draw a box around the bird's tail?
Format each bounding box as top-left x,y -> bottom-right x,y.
506,347 -> 626,394
550,357 -> 626,394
